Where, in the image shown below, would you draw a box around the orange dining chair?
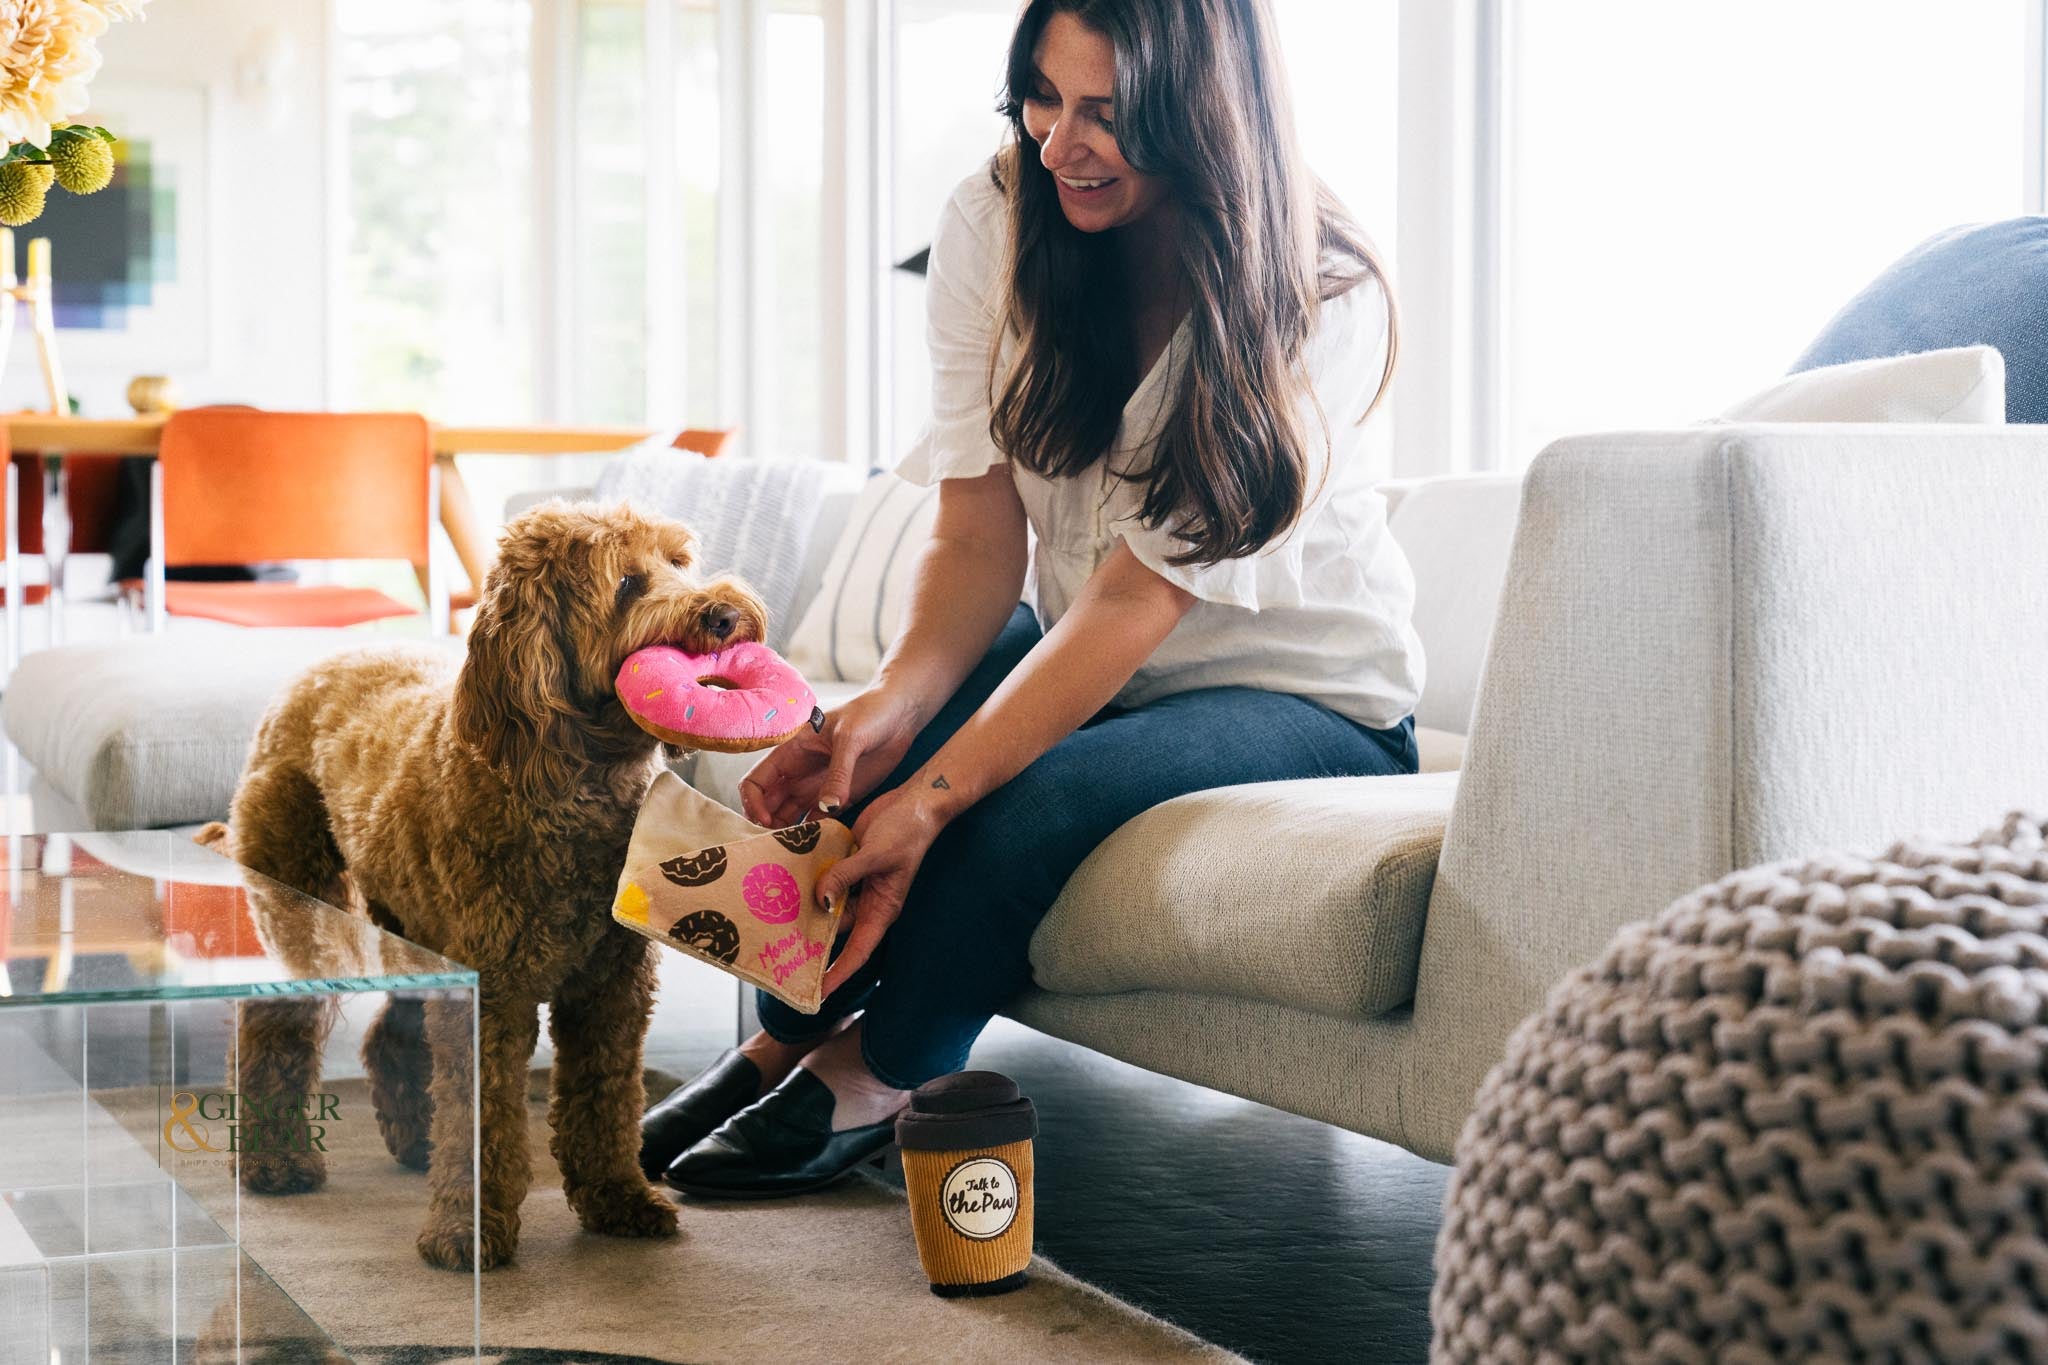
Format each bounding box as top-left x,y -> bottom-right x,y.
673,427 -> 737,459
147,409 -> 443,634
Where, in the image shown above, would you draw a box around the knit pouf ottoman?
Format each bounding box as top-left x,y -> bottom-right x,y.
1432,812 -> 2048,1364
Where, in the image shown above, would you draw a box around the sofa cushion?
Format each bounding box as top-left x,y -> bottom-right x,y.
1415,725 -> 1466,773
1029,771 -> 1457,1021
2,628 -> 453,830
784,473 -> 939,683
1792,216 -> 2048,424
1721,344 -> 2004,423
1386,475 -> 1522,736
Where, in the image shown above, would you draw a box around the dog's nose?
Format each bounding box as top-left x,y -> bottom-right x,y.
703,604 -> 741,640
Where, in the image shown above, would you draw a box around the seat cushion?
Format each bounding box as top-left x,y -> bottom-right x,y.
2,628 -> 453,829
1029,771 -> 1458,1021
165,582 -> 418,629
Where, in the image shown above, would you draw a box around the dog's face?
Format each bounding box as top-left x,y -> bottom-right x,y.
453,501 -> 770,793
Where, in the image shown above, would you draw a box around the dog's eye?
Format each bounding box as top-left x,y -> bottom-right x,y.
669,555 -> 688,571
616,572 -> 647,605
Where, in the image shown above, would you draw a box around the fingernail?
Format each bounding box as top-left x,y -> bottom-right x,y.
818,798 -> 839,814
821,892 -> 835,912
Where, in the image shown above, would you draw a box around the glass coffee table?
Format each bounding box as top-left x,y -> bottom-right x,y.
0,831 -> 480,1362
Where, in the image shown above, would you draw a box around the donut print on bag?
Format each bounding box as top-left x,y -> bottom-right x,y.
668,909 -> 741,964
613,770 -> 864,1015
772,821 -> 822,855
741,862 -> 802,924
661,846 -> 728,887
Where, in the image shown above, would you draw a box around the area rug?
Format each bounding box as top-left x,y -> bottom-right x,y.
24,1075 -> 1240,1364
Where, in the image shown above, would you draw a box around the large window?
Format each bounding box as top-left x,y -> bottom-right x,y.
336,1 -> 2046,486
890,0 -> 1018,467
760,1 -> 828,459
1504,0 -> 2034,464
337,0 -> 534,422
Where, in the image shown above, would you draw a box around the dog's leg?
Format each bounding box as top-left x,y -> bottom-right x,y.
416,983 -> 539,1271
228,762 -> 347,1195
363,994 -> 434,1171
546,935 -> 678,1240
233,997 -> 338,1194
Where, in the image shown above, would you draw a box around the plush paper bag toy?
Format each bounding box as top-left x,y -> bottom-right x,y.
613,770 -> 857,1013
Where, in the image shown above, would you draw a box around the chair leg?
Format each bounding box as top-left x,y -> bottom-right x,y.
4,461 -> 18,670
425,463 -> 448,638
147,461 -> 166,634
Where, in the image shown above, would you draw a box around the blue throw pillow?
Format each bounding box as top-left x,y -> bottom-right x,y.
1793,216 -> 2048,423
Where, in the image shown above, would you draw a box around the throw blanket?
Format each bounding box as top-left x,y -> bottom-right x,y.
594,436 -> 831,650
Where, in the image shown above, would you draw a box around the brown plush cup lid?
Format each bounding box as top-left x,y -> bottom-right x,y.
895,1070 -> 1038,1151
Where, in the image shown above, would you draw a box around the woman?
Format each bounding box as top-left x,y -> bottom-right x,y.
644,0 -> 1423,1197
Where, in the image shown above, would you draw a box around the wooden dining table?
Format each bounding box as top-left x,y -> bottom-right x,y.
5,414 -> 659,615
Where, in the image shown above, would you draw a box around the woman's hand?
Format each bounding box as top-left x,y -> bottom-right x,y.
737,686 -> 924,828
814,785 -> 948,996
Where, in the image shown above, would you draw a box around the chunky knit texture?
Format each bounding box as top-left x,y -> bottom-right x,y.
1433,812 -> 2048,1363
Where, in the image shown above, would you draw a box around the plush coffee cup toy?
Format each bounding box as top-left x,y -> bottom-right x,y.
896,1071 -> 1039,1297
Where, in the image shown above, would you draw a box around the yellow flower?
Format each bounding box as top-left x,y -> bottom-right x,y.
50,129 -> 110,192
0,0 -> 109,151
84,1 -> 150,19
0,161 -> 50,226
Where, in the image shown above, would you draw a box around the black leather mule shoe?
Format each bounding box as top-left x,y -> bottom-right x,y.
663,1068 -> 896,1199
639,1049 -> 762,1180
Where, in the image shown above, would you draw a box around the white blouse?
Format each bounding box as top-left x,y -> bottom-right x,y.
892,165 -> 1424,731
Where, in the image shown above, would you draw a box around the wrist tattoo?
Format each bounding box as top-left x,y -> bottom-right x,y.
930,775 -> 951,790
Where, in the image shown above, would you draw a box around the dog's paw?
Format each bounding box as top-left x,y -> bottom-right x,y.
416,1212 -> 519,1271
238,1151 -> 326,1196
377,1113 -> 433,1172
569,1179 -> 680,1240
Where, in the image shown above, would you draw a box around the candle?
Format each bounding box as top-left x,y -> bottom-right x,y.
0,228 -> 12,284
27,237 -> 49,283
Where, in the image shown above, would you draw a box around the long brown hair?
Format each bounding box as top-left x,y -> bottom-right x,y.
989,0 -> 1396,569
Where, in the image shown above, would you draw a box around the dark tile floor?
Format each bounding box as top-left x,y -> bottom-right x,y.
650,1014 -> 1449,1364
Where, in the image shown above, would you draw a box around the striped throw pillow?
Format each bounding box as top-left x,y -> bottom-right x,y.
784,472 -> 939,683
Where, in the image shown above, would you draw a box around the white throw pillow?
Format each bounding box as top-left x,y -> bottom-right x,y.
783,473 -> 940,683
1719,345 -> 2005,424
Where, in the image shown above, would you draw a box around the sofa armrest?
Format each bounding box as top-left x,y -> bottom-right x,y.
1401,423 -> 2048,1159
1029,771 -> 1457,1021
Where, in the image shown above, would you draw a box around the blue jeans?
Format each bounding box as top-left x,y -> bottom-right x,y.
756,604 -> 1417,1088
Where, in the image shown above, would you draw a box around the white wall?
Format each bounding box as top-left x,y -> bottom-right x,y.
0,1 -> 330,416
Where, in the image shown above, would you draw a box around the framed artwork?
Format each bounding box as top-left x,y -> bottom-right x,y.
30,80 -> 212,371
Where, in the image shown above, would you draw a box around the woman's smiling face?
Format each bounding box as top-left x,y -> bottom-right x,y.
1019,11 -> 1171,234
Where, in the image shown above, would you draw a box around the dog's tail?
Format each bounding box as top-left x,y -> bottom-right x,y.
194,821 -> 231,854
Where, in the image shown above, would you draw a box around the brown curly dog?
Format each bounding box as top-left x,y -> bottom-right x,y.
220,500 -> 767,1271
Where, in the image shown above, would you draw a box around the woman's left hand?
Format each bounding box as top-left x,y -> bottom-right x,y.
815,785 -> 949,996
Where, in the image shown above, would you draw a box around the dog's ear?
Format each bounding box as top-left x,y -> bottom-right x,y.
454,509 -> 586,798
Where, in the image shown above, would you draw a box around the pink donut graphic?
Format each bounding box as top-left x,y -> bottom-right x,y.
741,862 -> 802,925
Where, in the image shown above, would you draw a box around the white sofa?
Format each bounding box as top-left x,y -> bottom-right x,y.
10,423 -> 2046,1163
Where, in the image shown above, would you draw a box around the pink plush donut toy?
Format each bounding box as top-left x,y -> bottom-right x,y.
617,641 -> 825,753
